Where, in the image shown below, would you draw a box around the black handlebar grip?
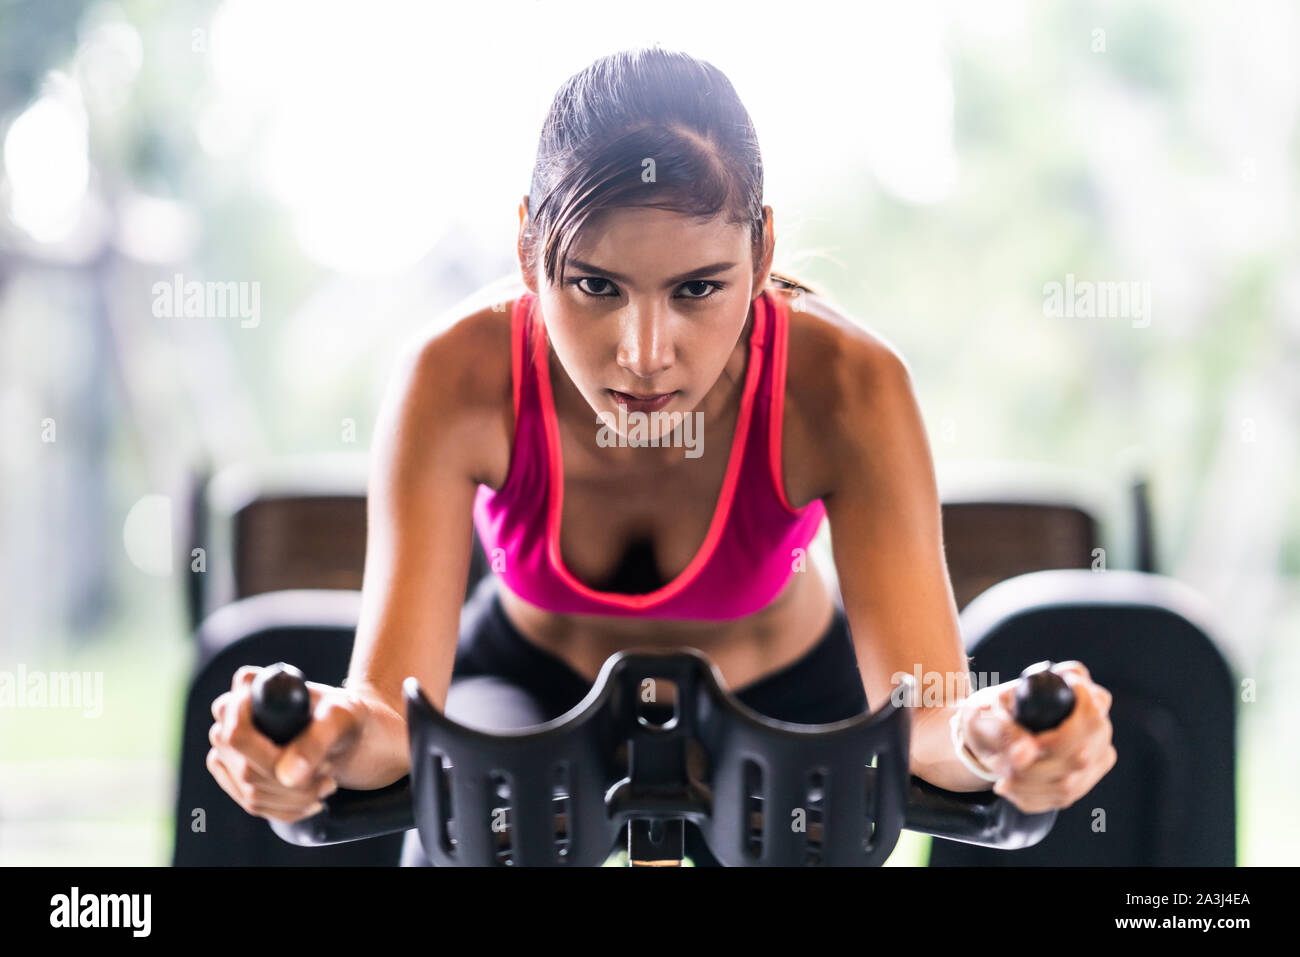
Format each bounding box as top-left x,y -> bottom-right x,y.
251,662 -> 312,746
1012,661 -> 1076,733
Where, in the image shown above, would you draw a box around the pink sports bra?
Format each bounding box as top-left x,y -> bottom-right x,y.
471,287 -> 826,621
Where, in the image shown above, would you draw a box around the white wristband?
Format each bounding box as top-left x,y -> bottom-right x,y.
949,712 -> 1002,783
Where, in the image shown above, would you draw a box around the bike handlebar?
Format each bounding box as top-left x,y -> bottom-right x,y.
252,654 -> 1075,863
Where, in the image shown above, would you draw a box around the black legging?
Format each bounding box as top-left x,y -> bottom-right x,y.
400,575 -> 870,866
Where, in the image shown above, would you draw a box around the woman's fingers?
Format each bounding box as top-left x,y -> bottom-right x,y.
217,684 -> 282,779
205,665 -> 350,822
990,668 -> 1119,812
964,699 -> 1038,777
275,694 -> 362,787
209,713 -> 338,797
964,664 -> 1119,813
206,746 -> 240,803
1010,672 -> 1112,779
207,745 -> 337,819
995,742 -> 1118,813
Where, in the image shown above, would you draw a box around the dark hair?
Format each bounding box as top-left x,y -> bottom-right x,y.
523,46 -> 767,288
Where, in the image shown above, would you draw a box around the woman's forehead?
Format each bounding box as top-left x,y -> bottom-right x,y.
571,209 -> 748,261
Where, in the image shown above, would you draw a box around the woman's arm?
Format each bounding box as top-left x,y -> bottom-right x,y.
817,339 -> 994,792
818,333 -> 1117,806
336,315 -> 504,789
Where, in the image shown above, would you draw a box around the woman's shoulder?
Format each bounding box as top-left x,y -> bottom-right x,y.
773,283 -> 908,413
395,281 -> 522,488
770,282 -> 912,503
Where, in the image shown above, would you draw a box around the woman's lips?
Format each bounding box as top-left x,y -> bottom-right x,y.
607,389 -> 677,413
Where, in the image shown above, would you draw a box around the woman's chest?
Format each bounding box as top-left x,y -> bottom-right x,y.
554,423 -> 735,593
547,377 -> 824,594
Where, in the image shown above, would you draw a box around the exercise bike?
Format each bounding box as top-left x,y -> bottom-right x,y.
251,649 -> 1075,866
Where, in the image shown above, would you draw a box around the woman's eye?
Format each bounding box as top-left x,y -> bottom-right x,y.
678,281 -> 721,300
574,277 -> 617,297
571,277 -> 721,300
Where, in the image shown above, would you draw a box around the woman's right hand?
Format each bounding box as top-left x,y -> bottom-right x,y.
207,666 -> 369,823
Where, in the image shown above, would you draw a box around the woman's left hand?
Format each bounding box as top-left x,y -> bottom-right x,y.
955,661 -> 1118,814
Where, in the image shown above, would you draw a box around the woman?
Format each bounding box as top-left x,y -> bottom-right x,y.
207,46 -> 1116,866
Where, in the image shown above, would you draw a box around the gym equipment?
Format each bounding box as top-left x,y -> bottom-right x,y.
928,569 -> 1235,866
172,589 -> 406,866
194,455 -> 368,615
937,460 -> 1159,611
254,653 -> 1074,866
938,461 -> 1109,611
178,462 -> 210,632
186,454 -> 488,629
176,532 -> 1222,865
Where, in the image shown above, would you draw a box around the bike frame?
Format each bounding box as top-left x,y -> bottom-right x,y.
266,649 -> 1066,866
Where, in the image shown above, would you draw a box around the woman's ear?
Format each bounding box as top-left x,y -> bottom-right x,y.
753,205 -> 776,292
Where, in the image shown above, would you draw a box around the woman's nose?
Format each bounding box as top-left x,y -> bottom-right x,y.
616,309 -> 674,380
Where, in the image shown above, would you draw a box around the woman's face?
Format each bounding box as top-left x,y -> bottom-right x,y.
519,203 -> 773,448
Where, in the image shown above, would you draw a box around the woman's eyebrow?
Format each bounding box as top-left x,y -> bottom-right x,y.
566,258 -> 738,286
